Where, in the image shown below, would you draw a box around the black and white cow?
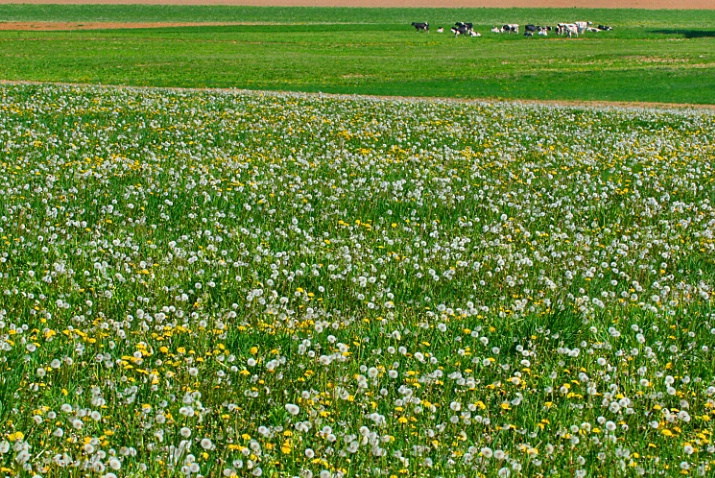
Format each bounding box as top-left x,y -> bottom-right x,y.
501,24 -> 519,34
451,22 -> 475,37
411,22 -> 429,32
597,24 -> 614,31
526,24 -> 551,35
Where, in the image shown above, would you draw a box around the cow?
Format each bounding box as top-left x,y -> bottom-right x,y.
502,24 -> 519,34
558,23 -> 579,37
452,22 -> 475,37
524,31 -> 533,37
538,29 -> 548,36
411,22 -> 429,32
491,26 -> 502,33
574,21 -> 592,34
526,24 -> 551,34
437,27 -> 444,33
451,25 -> 470,36
469,30 -> 481,37
597,24 -> 614,31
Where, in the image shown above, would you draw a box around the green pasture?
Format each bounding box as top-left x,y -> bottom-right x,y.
0,4 -> 712,27
0,6 -> 714,102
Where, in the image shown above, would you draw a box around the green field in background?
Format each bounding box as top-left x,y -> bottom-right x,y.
1,5 -> 714,103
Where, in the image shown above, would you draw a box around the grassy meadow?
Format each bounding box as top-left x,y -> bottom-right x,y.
0,83 -> 715,477
0,5 -> 715,103
1,4 -> 715,478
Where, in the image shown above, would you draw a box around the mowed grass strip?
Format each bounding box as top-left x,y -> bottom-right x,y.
0,6 -> 714,103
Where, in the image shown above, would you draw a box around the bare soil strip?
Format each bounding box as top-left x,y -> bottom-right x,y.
0,21 -> 252,30
0,0 -> 713,8
2,80 -> 714,111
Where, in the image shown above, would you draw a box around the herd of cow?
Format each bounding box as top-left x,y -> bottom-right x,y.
410,21 -> 614,38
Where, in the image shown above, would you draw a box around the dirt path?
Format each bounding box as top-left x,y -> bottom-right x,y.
0,21 -> 253,30
0,0 -> 713,9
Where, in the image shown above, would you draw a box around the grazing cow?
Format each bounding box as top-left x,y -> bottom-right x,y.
527,24 -> 551,33
597,24 -> 613,31
574,21 -> 592,34
559,23 -> 579,37
451,22 -> 475,37
451,25 -> 470,36
524,31 -> 533,37
411,22 -> 429,32
502,24 -> 519,34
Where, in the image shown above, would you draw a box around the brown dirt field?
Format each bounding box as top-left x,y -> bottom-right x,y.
0,0 -> 713,9
0,21 -> 251,30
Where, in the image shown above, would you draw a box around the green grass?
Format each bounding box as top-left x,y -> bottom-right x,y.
0,4 -> 713,27
1,6 -> 715,103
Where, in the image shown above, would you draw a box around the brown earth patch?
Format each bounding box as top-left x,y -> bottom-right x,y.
0,0 -> 713,9
0,21 -> 253,30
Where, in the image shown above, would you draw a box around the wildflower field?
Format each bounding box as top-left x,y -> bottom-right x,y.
1,83 -> 715,477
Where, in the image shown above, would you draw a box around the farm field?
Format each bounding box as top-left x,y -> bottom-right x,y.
0,83 -> 715,476
1,6 -> 715,103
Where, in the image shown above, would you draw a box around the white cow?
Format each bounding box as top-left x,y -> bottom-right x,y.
558,23 -> 579,37
574,21 -> 592,34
